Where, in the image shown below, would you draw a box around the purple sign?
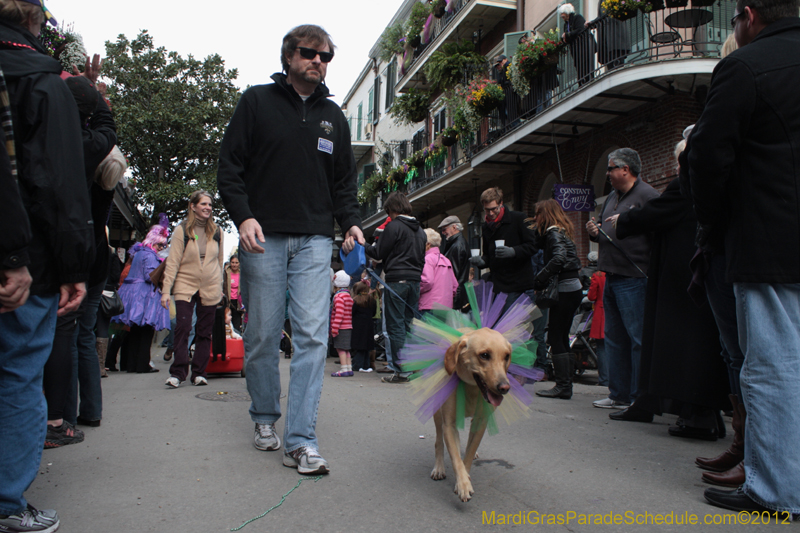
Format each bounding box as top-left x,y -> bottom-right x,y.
554,184 -> 595,212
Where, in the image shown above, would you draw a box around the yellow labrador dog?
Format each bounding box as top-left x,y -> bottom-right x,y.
431,327 -> 512,501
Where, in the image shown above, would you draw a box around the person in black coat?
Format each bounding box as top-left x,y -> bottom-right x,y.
531,200 -> 584,400
559,3 -> 597,86
469,187 -> 539,317
438,215 -> 470,310
687,2 -> 800,516
609,144 -> 729,439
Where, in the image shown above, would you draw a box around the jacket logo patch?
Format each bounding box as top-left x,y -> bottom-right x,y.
320,120 -> 333,135
318,138 -> 333,154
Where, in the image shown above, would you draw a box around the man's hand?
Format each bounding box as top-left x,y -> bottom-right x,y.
586,217 -> 600,237
161,293 -> 170,310
469,255 -> 486,268
0,266 -> 32,313
342,225 -> 365,254
238,218 -> 265,254
604,214 -> 619,228
73,54 -> 102,85
495,246 -> 516,259
57,282 -> 86,316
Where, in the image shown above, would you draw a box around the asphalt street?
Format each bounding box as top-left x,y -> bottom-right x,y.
29,344 -> 774,533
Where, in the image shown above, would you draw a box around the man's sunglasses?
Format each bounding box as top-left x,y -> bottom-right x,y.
730,11 -> 743,28
297,47 -> 334,63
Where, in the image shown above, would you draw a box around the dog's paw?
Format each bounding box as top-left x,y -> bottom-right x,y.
454,479 -> 474,502
431,465 -> 446,480
474,452 -> 479,460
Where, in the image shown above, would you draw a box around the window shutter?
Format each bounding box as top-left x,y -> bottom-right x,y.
503,31 -> 529,58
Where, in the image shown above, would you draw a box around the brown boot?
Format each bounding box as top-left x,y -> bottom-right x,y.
96,338 -> 109,378
702,461 -> 745,487
696,394 -> 745,472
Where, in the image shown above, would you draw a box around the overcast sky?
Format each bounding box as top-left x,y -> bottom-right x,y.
47,0 -> 402,258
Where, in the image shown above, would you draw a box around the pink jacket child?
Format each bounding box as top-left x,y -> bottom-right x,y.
419,247 -> 458,311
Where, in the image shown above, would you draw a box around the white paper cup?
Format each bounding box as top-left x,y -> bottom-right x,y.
495,240 -> 505,247
470,249 -> 480,257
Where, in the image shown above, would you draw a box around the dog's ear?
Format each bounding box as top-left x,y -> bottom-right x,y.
444,335 -> 469,375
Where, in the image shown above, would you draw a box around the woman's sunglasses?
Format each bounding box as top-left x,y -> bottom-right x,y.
297,46 -> 334,63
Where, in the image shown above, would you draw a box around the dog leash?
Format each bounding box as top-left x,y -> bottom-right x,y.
594,226 -> 648,280
367,269 -> 424,320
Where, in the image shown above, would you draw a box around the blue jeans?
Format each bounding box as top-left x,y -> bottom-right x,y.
735,282 -> 800,514
383,281 -> 420,375
704,254 -> 744,399
66,281 -> 104,424
0,294 -> 58,514
603,276 -> 647,403
239,233 -> 332,452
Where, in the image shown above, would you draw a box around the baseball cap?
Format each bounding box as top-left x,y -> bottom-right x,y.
20,0 -> 57,26
437,215 -> 461,229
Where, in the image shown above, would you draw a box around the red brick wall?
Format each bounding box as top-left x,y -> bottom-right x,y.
520,94 -> 704,263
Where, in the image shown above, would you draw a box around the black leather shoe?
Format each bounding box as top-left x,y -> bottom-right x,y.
609,406 -> 653,423
705,487 -> 795,521
668,424 -> 717,441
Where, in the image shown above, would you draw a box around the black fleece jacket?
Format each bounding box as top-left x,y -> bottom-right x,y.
481,209 -> 538,293
0,20 -> 93,294
365,215 -> 426,283
217,73 -> 361,238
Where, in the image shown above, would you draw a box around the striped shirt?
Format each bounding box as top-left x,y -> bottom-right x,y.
330,289 -> 353,336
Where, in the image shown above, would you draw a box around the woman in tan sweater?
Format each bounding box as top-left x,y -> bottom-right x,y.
160,191 -> 224,387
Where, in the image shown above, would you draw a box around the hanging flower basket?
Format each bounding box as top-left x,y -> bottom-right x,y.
466,77 -> 505,117
441,134 -> 457,147
507,30 -> 567,96
601,0 -> 649,19
665,0 -> 688,7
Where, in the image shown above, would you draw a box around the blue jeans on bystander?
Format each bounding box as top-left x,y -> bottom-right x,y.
735,282 -> 800,514
603,275 -> 647,404
0,294 -> 58,514
383,281 -> 420,376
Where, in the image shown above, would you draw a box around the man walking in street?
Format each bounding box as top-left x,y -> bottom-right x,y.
586,148 -> 658,409
217,24 -> 363,475
687,0 -> 800,518
439,215 -> 470,310
469,187 -> 538,317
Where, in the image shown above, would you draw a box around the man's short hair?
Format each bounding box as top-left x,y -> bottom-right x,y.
480,187 -> 503,205
735,0 -> 800,24
608,148 -> 642,177
382,191 -> 413,216
281,24 -> 336,73
424,228 -> 442,247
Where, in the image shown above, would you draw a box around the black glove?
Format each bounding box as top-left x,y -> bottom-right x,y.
495,246 -> 515,259
469,255 -> 486,268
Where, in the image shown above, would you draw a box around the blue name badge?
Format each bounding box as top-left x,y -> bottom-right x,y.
318,138 -> 333,154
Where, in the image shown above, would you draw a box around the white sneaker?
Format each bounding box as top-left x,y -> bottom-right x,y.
192,376 -> 208,386
254,423 -> 281,451
593,397 -> 630,409
165,377 -> 180,389
358,368 -> 373,373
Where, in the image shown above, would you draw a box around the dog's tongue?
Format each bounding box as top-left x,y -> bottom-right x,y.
487,391 -> 504,407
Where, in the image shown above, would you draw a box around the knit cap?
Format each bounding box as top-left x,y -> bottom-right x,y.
333,270 -> 350,288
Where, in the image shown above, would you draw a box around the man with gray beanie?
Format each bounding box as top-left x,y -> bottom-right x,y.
586,148 -> 658,409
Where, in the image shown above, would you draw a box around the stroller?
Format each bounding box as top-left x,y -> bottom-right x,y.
544,297 -> 599,378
